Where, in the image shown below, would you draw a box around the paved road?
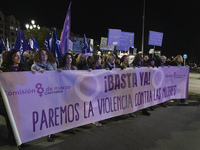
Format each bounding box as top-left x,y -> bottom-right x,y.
189,72 -> 200,94
0,73 -> 200,150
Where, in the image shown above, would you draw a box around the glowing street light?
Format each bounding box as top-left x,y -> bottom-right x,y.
31,20 -> 35,25
25,20 -> 40,30
25,24 -> 29,29
29,25 -> 33,30
37,25 -> 40,30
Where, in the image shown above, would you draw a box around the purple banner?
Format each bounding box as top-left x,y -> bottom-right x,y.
148,30 -> 163,46
0,67 -> 189,146
107,29 -> 121,46
116,32 -> 134,51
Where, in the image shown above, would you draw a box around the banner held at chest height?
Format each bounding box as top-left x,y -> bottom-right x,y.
0,66 -> 189,146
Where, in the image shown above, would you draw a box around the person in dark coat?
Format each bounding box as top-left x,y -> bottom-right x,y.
133,53 -> 151,116
171,55 -> 188,105
0,49 -> 30,146
103,53 -> 116,70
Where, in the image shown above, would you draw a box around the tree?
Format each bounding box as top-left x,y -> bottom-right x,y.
24,27 -> 49,48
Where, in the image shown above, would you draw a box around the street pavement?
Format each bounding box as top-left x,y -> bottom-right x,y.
0,73 -> 200,150
189,72 -> 200,94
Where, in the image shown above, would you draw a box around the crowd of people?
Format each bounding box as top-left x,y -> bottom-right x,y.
0,48 -> 188,147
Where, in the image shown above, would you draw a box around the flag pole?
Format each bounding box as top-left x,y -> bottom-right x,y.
141,0 -> 145,55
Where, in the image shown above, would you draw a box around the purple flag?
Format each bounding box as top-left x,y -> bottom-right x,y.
82,34 -> 88,54
60,1 -> 72,54
44,29 -> 50,50
15,27 -> 30,56
6,38 -> 10,51
29,36 -> 39,52
50,28 -> 62,62
0,37 -> 6,54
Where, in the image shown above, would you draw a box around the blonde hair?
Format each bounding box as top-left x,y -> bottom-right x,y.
76,54 -> 86,65
174,55 -> 183,63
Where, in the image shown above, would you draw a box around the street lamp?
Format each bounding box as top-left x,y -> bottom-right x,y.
25,24 -> 29,29
37,25 -> 40,30
25,20 -> 40,30
31,20 -> 35,25
30,25 -> 33,30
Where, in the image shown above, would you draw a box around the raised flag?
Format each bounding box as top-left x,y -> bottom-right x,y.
44,29 -> 50,50
6,38 -> 10,51
29,36 -> 39,52
15,27 -> 30,61
82,34 -> 88,54
0,37 -> 6,54
50,28 -> 62,62
60,1 -> 72,54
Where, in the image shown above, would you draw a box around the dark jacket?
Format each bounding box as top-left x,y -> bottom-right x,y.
77,63 -> 89,70
103,62 -> 115,70
0,62 -> 29,72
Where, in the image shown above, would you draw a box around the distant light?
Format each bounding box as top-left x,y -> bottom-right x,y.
37,25 -> 40,30
31,20 -> 35,25
33,25 -> 36,28
25,24 -> 29,29
30,25 -> 33,29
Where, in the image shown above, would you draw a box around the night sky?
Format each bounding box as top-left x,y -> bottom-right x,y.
1,0 -> 200,62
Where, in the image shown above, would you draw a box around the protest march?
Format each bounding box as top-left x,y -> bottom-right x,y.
0,1 -> 190,149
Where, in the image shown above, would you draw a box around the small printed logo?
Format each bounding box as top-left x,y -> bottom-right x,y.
35,83 -> 44,97
4,83 -> 71,97
165,72 -> 186,79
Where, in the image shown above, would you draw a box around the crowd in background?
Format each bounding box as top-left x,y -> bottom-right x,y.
0,48 -> 188,146
0,48 -> 186,72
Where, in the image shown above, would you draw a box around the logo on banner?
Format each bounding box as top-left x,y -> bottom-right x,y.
165,72 -> 186,79
35,83 -> 44,97
35,83 -> 71,97
4,83 -> 71,97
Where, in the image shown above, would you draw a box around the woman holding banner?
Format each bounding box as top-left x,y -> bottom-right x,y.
0,49 -> 29,146
31,48 -> 57,73
171,55 -> 188,105
76,54 -> 88,70
120,55 -> 129,69
89,55 -> 103,126
59,53 -> 77,70
133,53 -> 151,116
58,53 -> 79,133
120,55 -> 136,117
31,48 -> 58,142
103,53 -> 116,70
